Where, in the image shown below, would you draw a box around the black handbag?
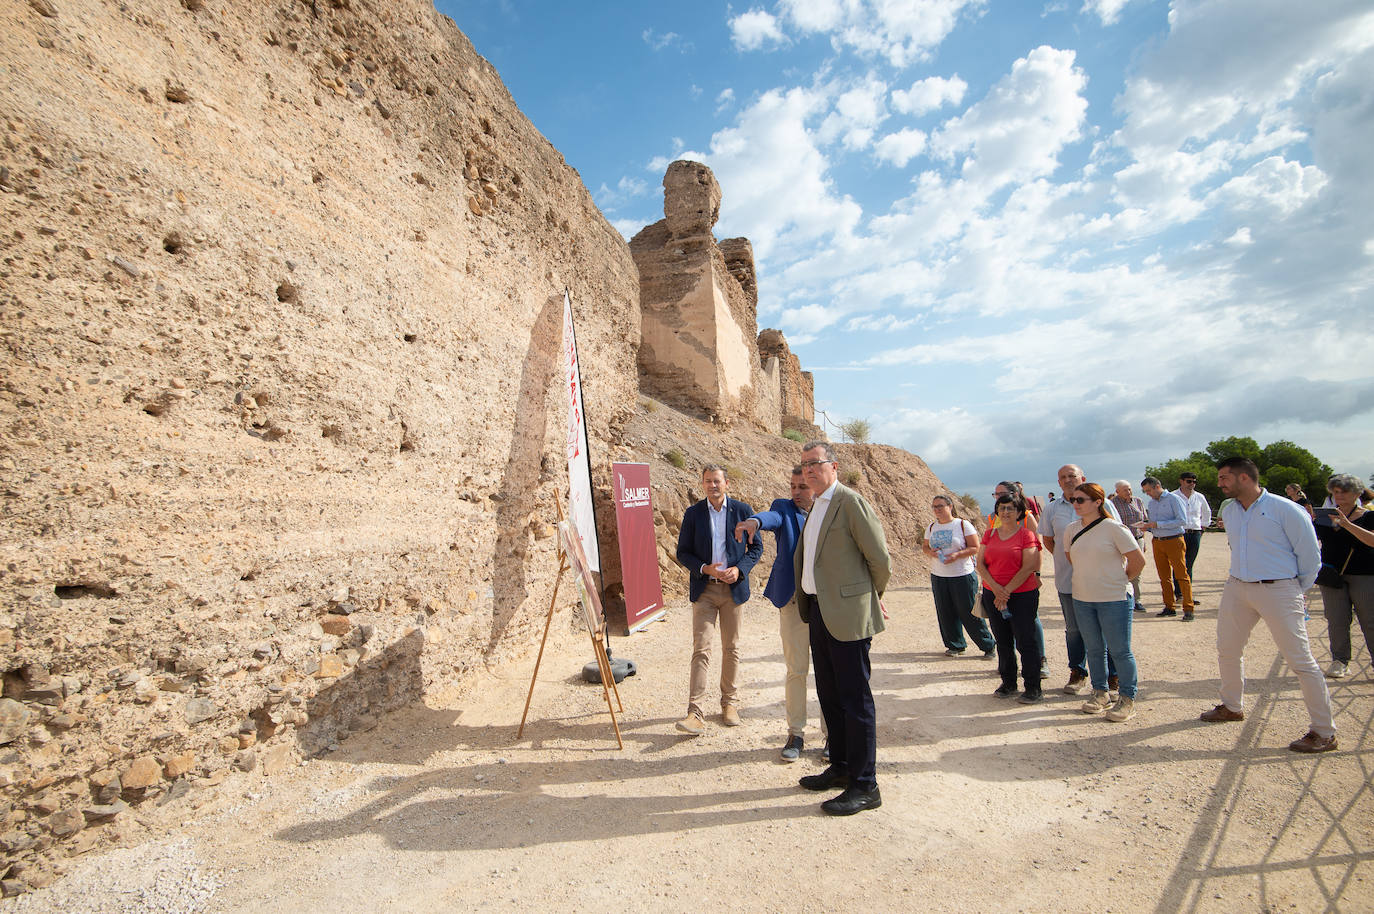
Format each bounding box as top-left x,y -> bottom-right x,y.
1316,549 -> 1351,588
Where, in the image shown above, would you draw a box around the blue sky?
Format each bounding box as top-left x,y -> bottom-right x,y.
438,0 -> 1374,509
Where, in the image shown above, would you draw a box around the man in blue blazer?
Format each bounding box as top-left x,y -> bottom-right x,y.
674,464 -> 762,735
735,466 -> 816,761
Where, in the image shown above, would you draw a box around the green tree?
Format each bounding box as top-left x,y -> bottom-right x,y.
1145,454 -> 1221,507
1258,440 -> 1332,501
1262,464 -> 1306,494
1151,436 -> 1336,510
1204,436 -> 1261,466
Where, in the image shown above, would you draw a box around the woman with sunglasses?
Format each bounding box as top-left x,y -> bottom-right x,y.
923,494 -> 996,658
975,492 -> 1043,702
1063,482 -> 1147,721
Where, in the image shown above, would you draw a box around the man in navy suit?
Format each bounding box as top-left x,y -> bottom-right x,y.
675,464 -> 762,735
735,466 -> 816,761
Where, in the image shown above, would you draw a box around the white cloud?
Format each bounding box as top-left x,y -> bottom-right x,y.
931,46 -> 1088,192
891,75 -> 968,115
594,175 -> 651,211
1081,0 -> 1133,26
1224,227 -> 1252,246
715,88 -> 736,112
642,28 -> 687,51
612,218 -> 648,240
845,313 -> 918,332
818,75 -> 889,150
682,86 -> 862,263
729,9 -> 787,50
874,406 -> 995,463
1205,155 -> 1328,216
782,302 -> 846,335
775,0 -> 988,68
873,127 -> 928,166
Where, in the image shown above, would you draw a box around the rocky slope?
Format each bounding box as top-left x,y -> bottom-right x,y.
0,0 -> 953,893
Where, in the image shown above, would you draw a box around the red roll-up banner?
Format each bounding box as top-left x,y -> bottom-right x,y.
611,462 -> 665,633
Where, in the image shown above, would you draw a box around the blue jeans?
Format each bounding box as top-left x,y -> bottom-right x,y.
1073,597 -> 1138,698
931,573 -> 995,653
1058,590 -> 1116,678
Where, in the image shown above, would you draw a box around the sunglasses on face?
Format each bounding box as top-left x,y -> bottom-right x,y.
1067,496 -> 1094,504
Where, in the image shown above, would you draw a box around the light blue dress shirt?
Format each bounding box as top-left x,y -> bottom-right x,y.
707,500 -> 728,567
1146,490 -> 1188,538
1220,490 -> 1321,590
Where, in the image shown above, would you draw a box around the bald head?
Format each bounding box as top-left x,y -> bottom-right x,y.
1057,464 -> 1085,498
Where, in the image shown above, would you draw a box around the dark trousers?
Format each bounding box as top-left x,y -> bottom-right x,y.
931,573 -> 995,653
1176,529 -> 1203,599
983,588 -> 1042,693
809,610 -> 877,791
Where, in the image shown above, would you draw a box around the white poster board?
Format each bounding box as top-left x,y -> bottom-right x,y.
563,291 -> 601,572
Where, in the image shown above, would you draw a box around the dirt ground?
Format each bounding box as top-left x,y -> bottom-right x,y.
8,534 -> 1371,913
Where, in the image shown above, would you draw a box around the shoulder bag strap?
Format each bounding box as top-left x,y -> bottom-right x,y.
1070,517 -> 1106,546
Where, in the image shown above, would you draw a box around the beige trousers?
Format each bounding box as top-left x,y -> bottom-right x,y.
1217,577 -> 1335,738
689,581 -> 742,718
779,598 -> 811,737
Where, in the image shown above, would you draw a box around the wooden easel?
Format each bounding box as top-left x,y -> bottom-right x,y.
517,496 -> 623,749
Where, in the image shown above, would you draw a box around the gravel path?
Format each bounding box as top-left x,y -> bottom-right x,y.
9,535 -> 1371,913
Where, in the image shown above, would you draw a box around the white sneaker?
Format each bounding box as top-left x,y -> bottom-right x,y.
1326,661 -> 1348,679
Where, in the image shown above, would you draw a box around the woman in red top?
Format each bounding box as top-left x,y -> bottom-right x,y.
976,492 -> 1044,702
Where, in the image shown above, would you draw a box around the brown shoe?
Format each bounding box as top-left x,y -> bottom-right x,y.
1199,704 -> 1244,722
721,706 -> 741,727
1062,671 -> 1088,695
675,712 -> 705,735
1288,731 -> 1337,753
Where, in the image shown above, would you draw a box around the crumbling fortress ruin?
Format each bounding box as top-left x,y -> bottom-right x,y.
0,0 -> 941,893
631,161 -> 815,437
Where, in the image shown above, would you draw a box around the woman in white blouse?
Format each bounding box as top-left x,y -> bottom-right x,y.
922,494 -> 996,658
1064,482 -> 1147,722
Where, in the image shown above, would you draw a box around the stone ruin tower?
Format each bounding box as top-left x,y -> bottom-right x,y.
630,161 -> 814,434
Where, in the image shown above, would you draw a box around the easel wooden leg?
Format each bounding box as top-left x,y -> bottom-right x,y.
517,556 -> 567,740
592,626 -> 624,749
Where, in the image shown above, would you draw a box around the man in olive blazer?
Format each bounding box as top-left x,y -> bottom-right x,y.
793,440 -> 891,816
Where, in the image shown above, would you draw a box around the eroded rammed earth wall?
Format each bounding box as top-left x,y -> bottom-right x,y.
0,0 -> 638,881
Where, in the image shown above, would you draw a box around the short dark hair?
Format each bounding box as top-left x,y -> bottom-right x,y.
791,464 -> 804,476
801,440 -> 835,462
1216,456 -> 1259,481
994,492 -> 1027,520
1179,471 -> 1197,482
701,463 -> 727,479
1141,476 -> 1162,488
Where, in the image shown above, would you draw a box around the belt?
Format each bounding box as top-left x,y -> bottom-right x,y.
1155,533 -> 1184,540
1230,575 -> 1296,584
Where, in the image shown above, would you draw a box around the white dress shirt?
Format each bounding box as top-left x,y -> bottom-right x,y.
1177,489 -> 1213,530
801,481 -> 838,596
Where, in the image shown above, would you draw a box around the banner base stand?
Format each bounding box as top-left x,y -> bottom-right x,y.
583,653 -> 636,684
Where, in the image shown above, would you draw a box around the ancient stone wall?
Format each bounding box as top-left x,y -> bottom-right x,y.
0,0 -> 638,884
630,162 -> 779,432
757,329 -> 816,436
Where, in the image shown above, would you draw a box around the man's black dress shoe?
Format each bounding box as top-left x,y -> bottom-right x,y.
821,786 -> 882,816
799,767 -> 849,791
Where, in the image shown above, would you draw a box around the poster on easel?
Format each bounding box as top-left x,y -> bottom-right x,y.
612,461 -> 665,632
563,291 -> 600,573
558,520 -> 603,638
